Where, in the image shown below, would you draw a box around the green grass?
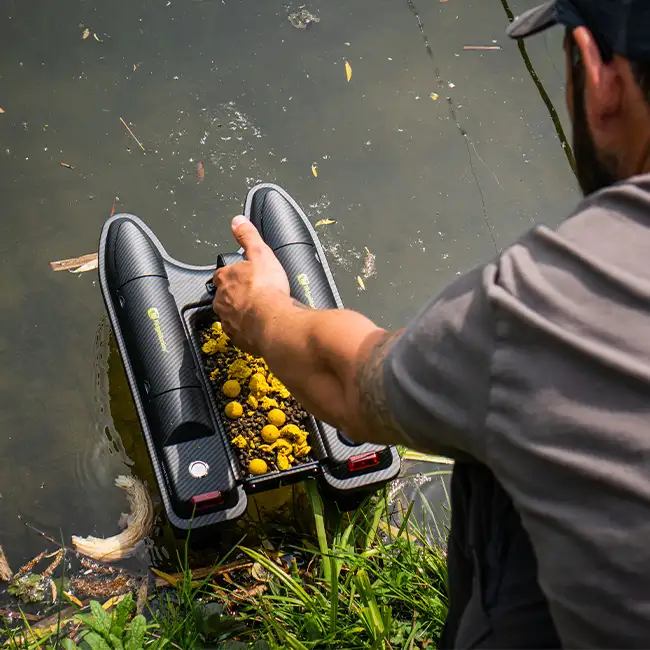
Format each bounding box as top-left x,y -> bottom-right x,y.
1,481 -> 448,650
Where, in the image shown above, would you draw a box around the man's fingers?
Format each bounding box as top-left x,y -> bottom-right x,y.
212,264 -> 229,289
231,215 -> 266,260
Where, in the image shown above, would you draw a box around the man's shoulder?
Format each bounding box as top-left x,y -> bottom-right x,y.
529,173 -> 650,271
493,174 -> 650,316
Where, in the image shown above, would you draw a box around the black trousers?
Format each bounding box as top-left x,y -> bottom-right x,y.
438,462 -> 562,649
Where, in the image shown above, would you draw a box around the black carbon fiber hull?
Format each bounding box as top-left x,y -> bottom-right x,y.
98,183 -> 401,532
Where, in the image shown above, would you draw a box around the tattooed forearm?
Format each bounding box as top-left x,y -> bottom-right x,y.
355,329 -> 408,445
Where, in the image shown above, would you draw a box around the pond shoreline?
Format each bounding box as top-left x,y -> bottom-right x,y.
2,481 -> 449,649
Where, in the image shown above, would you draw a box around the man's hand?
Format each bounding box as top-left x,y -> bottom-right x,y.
212,215 -> 291,355
212,214 -> 408,447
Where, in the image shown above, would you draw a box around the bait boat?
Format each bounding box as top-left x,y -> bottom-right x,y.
98,184 -> 400,532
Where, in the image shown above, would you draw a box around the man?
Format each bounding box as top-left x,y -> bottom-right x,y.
213,0 -> 650,646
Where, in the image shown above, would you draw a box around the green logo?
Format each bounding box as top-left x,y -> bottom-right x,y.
147,307 -> 168,353
296,274 -> 315,308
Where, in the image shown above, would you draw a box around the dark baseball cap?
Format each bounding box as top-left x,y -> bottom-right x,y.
506,0 -> 650,60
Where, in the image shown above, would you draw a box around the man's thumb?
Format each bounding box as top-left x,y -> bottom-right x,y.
231,215 -> 265,258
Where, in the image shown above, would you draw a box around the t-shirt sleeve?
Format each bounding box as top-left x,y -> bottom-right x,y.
383,263 -> 497,461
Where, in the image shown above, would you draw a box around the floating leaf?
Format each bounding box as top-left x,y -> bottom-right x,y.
357,276 -> 366,291
82,28 -> 90,39
60,161 -> 74,169
151,567 -> 178,587
430,92 -> 439,101
93,32 -> 103,42
315,219 -> 336,227
133,64 -> 137,72
64,591 -> 84,608
345,60 -> 352,82
197,161 -> 205,181
0,107 -> 5,114
102,594 -> 126,610
311,163 -> 318,178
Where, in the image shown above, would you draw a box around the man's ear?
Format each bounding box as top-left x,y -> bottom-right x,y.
573,26 -> 621,121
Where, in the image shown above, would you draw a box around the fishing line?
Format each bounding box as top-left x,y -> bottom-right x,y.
499,0 -> 576,173
404,0 -> 498,252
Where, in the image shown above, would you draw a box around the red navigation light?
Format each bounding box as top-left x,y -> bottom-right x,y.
191,491 -> 225,511
347,451 -> 380,473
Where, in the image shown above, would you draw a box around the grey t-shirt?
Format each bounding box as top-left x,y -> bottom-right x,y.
384,174 -> 650,648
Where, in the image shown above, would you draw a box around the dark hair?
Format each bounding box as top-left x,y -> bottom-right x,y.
631,62 -> 650,105
567,30 -> 585,93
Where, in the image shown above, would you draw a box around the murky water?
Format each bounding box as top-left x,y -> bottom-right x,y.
0,0 -> 578,571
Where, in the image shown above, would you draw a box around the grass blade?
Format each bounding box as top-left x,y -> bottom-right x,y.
263,614 -> 310,650
402,622 -> 419,650
396,500 -> 415,540
329,550 -> 339,638
401,451 -> 454,464
305,479 -> 331,583
365,498 -> 386,551
355,568 -> 384,634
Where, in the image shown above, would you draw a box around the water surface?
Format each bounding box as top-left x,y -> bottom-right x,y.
0,0 -> 578,569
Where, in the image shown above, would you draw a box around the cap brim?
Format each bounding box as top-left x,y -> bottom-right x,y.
506,0 -> 557,38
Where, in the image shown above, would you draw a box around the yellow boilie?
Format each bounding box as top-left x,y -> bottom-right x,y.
201,320 -> 312,475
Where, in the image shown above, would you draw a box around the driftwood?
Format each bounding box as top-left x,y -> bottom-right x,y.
72,475 -> 154,562
463,45 -> 501,51
153,558 -> 259,588
49,253 -> 98,272
0,609 -> 39,622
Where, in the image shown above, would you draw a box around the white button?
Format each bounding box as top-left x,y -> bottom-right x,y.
189,460 -> 209,478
